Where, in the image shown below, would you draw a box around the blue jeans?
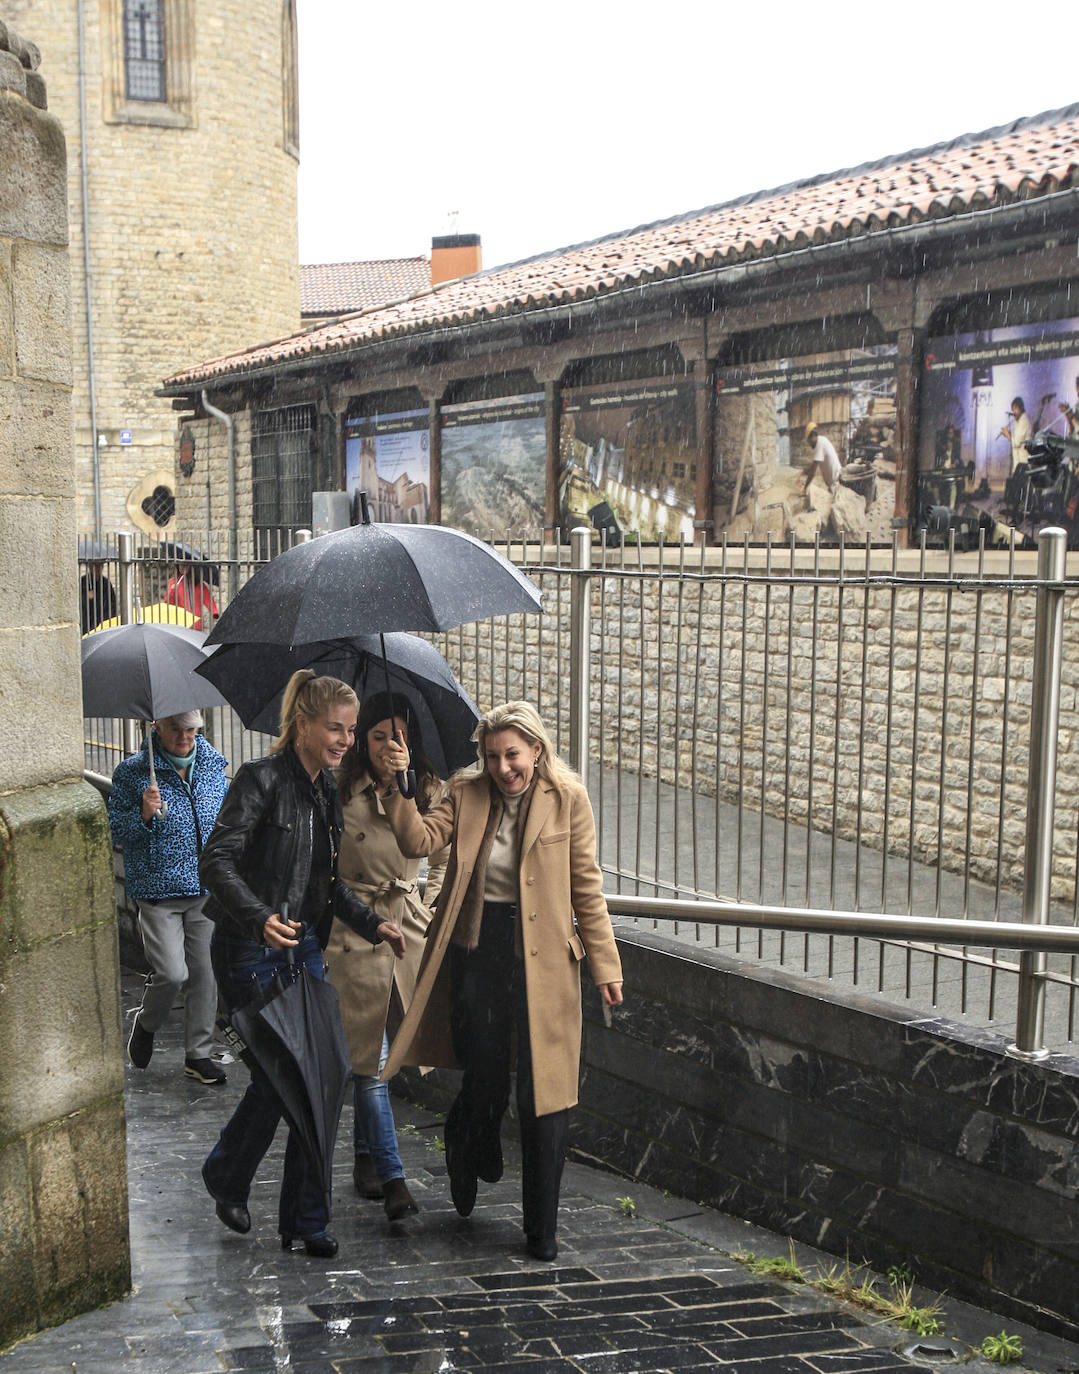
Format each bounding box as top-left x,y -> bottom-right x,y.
203,929 -> 330,1238
352,1031 -> 404,1182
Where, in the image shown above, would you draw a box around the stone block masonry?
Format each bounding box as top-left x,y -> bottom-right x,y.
0,18 -> 129,1352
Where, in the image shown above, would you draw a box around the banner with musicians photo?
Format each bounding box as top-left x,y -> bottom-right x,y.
918,317 -> 1079,546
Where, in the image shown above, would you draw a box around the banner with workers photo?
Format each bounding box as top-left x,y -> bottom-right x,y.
345,409 -> 431,524
712,346 -> 897,544
918,317 -> 1079,548
439,394 -> 546,536
558,380 -> 697,544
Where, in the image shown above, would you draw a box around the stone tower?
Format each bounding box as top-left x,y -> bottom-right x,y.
1,17 -> 129,1348
3,0 -> 301,534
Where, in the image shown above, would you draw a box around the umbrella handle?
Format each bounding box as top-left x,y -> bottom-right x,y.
281,907 -> 303,971
144,723 -> 168,819
396,768 -> 417,799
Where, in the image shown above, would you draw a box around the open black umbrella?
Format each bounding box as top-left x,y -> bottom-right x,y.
154,539 -> 221,584
204,510 -> 541,648
205,497 -> 542,792
194,632 -> 480,776
223,931 -> 351,1216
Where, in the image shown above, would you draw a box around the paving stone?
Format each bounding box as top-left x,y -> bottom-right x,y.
0,970 -> 1077,1374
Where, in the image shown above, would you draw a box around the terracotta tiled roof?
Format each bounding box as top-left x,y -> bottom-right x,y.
165,104 -> 1079,390
300,258 -> 430,315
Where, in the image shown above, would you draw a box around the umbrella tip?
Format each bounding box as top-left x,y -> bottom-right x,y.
358,491 -> 371,525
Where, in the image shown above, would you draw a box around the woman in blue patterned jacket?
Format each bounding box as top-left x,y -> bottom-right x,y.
106,710 -> 229,1085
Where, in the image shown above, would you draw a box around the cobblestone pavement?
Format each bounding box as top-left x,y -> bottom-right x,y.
4,975 -> 1079,1374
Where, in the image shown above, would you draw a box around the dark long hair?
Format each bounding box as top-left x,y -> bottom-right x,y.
338,691 -> 439,812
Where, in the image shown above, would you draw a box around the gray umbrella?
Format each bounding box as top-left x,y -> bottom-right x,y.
81,622 -> 227,816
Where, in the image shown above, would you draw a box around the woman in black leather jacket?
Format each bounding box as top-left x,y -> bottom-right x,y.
198,671 -> 406,1258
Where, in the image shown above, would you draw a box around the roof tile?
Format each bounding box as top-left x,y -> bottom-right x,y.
168,103 -> 1079,389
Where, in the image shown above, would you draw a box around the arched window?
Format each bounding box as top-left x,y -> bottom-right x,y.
123,0 -> 166,103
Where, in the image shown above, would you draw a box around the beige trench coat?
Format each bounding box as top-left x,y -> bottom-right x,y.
325,773 -> 447,1076
381,772 -> 623,1118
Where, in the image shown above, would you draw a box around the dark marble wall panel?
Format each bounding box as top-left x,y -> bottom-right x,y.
569,928 -> 1079,1340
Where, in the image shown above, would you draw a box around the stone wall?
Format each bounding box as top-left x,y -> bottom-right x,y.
441,544 -> 1076,904
0,18 -> 129,1351
398,925 -> 1079,1339
4,0 -> 300,532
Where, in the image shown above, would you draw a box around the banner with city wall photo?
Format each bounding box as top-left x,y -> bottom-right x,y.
918,318 -> 1079,548
439,394 -> 546,537
345,409 -> 431,524
712,347 -> 897,544
558,380 -> 697,544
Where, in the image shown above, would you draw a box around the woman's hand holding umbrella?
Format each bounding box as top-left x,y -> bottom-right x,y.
263,912 -> 304,950
379,737 -> 413,796
140,783 -> 163,821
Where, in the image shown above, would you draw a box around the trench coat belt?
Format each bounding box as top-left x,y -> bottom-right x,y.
350,876 -> 425,925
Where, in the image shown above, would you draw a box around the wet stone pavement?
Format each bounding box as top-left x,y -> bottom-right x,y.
4,975 -> 1079,1373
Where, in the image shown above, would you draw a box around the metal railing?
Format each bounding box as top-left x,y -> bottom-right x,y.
79,522 -> 1079,1055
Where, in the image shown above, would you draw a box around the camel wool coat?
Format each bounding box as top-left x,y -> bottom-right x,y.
326,773 -> 447,1076
380,771 -> 623,1118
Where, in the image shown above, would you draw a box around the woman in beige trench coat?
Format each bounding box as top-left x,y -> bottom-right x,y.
327,693 -> 447,1221
380,700 -> 623,1262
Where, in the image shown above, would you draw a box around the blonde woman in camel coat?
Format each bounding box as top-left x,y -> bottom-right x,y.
380,700 -> 623,1262
329,693 -> 447,1222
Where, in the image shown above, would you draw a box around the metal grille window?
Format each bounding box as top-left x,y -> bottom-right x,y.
251,405 -> 316,550
123,0 -> 166,102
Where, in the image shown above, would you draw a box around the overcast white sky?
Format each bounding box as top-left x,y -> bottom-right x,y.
296,0 -> 1079,272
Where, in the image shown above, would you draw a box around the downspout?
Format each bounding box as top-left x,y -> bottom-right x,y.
77,0 -> 102,534
200,390 -> 236,599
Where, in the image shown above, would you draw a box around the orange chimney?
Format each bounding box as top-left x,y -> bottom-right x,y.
430,234 -> 482,286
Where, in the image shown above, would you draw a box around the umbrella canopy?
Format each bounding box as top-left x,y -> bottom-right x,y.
78,537 -> 117,561
80,622 -> 227,719
155,539 -> 221,583
204,521 -> 542,649
195,632 -> 480,775
227,954 -> 351,1214
93,604 -> 200,631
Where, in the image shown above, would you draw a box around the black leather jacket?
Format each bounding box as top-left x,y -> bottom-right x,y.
199,746 -> 382,948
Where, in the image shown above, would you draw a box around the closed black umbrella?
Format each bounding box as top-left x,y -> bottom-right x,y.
224,935 -> 351,1217
195,632 -> 480,776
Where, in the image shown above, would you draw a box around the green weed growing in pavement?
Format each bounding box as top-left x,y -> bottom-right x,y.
750,1251 -> 940,1335
736,1241 -> 806,1284
981,1331 -> 1024,1364
615,1195 -> 637,1217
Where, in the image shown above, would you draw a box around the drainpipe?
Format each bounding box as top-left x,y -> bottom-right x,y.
77,0 -> 102,534
201,390 -> 236,600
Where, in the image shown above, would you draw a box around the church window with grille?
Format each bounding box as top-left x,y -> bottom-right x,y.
252,405 -> 316,554
123,0 -> 167,102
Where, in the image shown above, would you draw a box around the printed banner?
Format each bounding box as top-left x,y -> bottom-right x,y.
440,394 -> 546,536
712,347 -> 897,543
345,409 -> 431,524
559,381 -> 696,543
918,319 -> 1079,546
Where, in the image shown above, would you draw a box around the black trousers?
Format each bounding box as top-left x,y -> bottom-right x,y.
447,903 -> 569,1243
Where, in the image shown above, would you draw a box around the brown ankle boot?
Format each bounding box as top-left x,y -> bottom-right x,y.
353,1153 -> 383,1199
383,1176 -> 419,1220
